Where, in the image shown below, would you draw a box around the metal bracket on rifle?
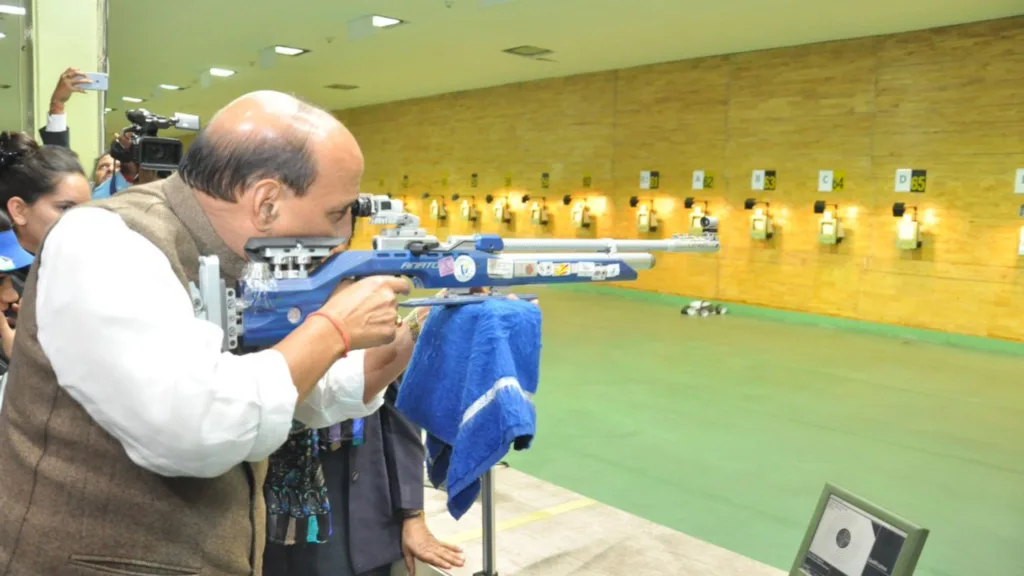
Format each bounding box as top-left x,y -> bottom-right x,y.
190,255 -> 243,352
370,201 -> 444,254
243,237 -> 344,280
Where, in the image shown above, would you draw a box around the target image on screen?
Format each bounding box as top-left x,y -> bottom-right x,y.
799,496 -> 906,576
790,485 -> 928,576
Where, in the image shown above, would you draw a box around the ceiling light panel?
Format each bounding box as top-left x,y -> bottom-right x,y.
371,15 -> 403,28
209,68 -> 236,77
122,96 -> 144,103
159,84 -> 182,90
274,46 -> 308,56
0,5 -> 26,16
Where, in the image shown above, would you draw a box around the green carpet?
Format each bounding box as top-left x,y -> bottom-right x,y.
505,287 -> 1024,576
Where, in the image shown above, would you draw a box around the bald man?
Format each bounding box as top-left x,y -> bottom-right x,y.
0,91 -> 418,576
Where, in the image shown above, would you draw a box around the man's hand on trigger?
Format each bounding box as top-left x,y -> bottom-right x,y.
321,276 -> 411,351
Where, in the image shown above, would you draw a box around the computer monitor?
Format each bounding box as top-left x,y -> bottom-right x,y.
790,484 -> 929,576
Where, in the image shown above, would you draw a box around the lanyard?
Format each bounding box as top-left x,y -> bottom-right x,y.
352,418 -> 365,446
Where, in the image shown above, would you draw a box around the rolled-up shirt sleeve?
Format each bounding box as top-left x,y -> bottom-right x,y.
293,349 -> 386,429
36,208 -> 301,478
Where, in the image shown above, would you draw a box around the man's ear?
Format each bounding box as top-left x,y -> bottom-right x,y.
6,197 -> 28,227
249,179 -> 283,233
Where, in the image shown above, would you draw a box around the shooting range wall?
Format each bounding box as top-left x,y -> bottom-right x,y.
335,16 -> 1024,341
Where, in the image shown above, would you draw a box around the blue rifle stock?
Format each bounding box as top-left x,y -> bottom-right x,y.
192,194 -> 720,351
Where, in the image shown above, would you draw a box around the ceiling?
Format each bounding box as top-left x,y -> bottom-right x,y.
2,0 -> 1023,137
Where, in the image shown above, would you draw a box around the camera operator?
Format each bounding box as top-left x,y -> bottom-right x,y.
92,131 -> 162,198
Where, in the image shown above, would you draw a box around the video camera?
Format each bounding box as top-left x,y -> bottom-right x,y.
111,109 -> 201,172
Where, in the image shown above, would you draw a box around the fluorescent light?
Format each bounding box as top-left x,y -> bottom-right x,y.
0,33 -> 6,40
371,15 -> 403,28
122,96 -> 144,103
0,5 -> 27,16
209,68 -> 235,77
159,84 -> 182,90
104,108 -> 114,113
274,45 -> 308,56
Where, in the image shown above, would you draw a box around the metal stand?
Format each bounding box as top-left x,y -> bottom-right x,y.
474,468 -> 498,576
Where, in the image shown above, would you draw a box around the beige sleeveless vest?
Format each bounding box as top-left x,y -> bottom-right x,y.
0,174 -> 267,576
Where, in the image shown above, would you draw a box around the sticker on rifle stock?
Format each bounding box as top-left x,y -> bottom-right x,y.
537,262 -> 555,277
514,262 -> 538,278
553,263 -> 572,277
438,256 -> 456,277
453,255 -> 476,283
606,264 -> 621,278
592,266 -> 608,281
487,258 -> 514,279
576,262 -> 595,278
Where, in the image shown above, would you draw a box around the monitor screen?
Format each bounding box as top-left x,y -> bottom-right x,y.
800,495 -> 907,576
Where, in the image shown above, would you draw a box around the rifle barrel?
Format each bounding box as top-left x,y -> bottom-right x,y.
471,236 -> 718,254
491,252 -> 656,271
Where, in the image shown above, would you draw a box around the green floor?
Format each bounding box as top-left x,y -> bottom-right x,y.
505,287 -> 1024,576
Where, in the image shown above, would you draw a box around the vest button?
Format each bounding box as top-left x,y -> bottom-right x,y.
351,471 -> 359,483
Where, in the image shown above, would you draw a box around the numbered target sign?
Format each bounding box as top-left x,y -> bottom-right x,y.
1015,169 -> 1024,194
819,170 -> 845,192
818,171 -> 834,192
896,169 -> 927,193
692,170 -> 705,190
752,170 -> 776,191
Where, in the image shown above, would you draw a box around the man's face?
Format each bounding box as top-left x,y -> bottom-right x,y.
94,154 -> 119,184
269,139 -> 364,241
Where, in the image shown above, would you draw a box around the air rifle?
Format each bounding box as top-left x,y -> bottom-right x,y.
192,194 -> 720,351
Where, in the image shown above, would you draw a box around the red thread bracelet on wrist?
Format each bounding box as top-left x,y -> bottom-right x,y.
307,311 -> 350,358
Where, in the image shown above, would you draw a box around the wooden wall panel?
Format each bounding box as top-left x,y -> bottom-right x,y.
337,16 -> 1024,340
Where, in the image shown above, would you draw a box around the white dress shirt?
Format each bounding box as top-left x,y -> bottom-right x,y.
34,207 -> 384,478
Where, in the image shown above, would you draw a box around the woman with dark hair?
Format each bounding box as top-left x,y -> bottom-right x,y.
0,131 -> 91,254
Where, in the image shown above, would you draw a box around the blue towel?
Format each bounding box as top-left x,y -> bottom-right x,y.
397,299 -> 542,519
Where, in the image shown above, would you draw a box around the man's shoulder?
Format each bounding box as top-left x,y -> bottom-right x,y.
87,179 -> 171,216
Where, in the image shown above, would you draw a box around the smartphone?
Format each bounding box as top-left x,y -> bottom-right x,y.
81,72 -> 109,91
